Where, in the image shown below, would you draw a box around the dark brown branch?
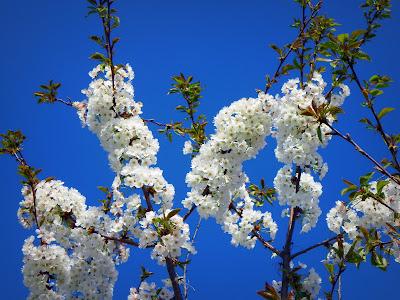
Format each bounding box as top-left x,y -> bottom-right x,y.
143,119 -> 169,127
251,230 -> 281,256
101,234 -> 139,247
291,235 -> 339,259
166,257 -> 183,300
327,264 -> 346,300
142,187 -> 154,211
280,207 -> 300,299
299,4 -> 306,87
183,205 -> 197,222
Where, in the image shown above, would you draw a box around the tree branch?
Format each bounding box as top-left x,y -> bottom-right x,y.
264,0 -> 322,93
325,122 -> 400,185
291,235 -> 339,259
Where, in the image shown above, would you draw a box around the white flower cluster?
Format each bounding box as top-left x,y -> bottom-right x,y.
273,165 -> 322,232
183,140 -> 194,155
135,210 -> 196,264
324,241 -> 353,264
183,94 -> 278,247
222,186 -> 278,248
327,181 -> 400,240
20,64 -> 196,299
269,266 -> 321,299
19,180 -> 119,299
271,74 -> 349,233
81,65 -> 174,211
79,63 -> 194,256
302,268 -> 322,299
128,281 -> 173,300
271,73 -> 349,172
18,179 -> 86,232
185,73 -> 349,248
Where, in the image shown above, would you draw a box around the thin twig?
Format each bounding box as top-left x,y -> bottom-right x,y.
183,205 -> 197,222
291,235 -> 339,259
264,0 -> 322,93
325,122 -> 400,185
328,264 -> 346,300
183,218 -> 201,300
346,60 -> 400,172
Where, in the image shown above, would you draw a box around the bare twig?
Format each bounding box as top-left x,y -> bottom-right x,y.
183,218 -> 201,300
325,122 -> 400,185
291,235 -> 339,259
183,205 -> 197,222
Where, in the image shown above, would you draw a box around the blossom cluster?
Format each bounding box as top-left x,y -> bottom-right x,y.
19,180 -> 119,299
78,64 -> 194,263
327,181 -> 400,241
273,165 -> 322,232
270,73 -> 349,173
136,210 -> 196,264
80,65 -> 174,211
128,280 -> 173,300
185,73 -> 349,248
271,73 -> 349,232
19,64 -> 195,299
270,266 -> 321,299
183,94 -> 278,247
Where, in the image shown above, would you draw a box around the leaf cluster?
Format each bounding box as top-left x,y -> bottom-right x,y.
166,74 -> 207,148
34,80 -> 61,104
248,179 -> 276,207
0,130 -> 26,155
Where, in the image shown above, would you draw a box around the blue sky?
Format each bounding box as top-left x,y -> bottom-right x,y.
1,0 -> 399,299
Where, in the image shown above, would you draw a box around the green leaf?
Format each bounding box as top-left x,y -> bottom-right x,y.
341,185 -> 358,196
97,186 -> 109,193
376,180 -> 389,194
90,52 -> 105,61
360,172 -> 374,186
90,35 -> 103,46
354,51 -> 371,61
140,266 -> 154,281
369,75 -> 380,83
316,57 -> 333,62
112,37 -> 120,45
351,29 -> 366,39
377,107 -> 395,119
371,251 -> 388,271
370,89 -> 383,96
166,208 -> 181,219
337,33 -> 349,43
270,44 -> 283,56
324,263 -> 335,275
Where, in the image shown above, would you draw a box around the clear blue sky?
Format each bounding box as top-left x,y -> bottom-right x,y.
1,0 -> 399,299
